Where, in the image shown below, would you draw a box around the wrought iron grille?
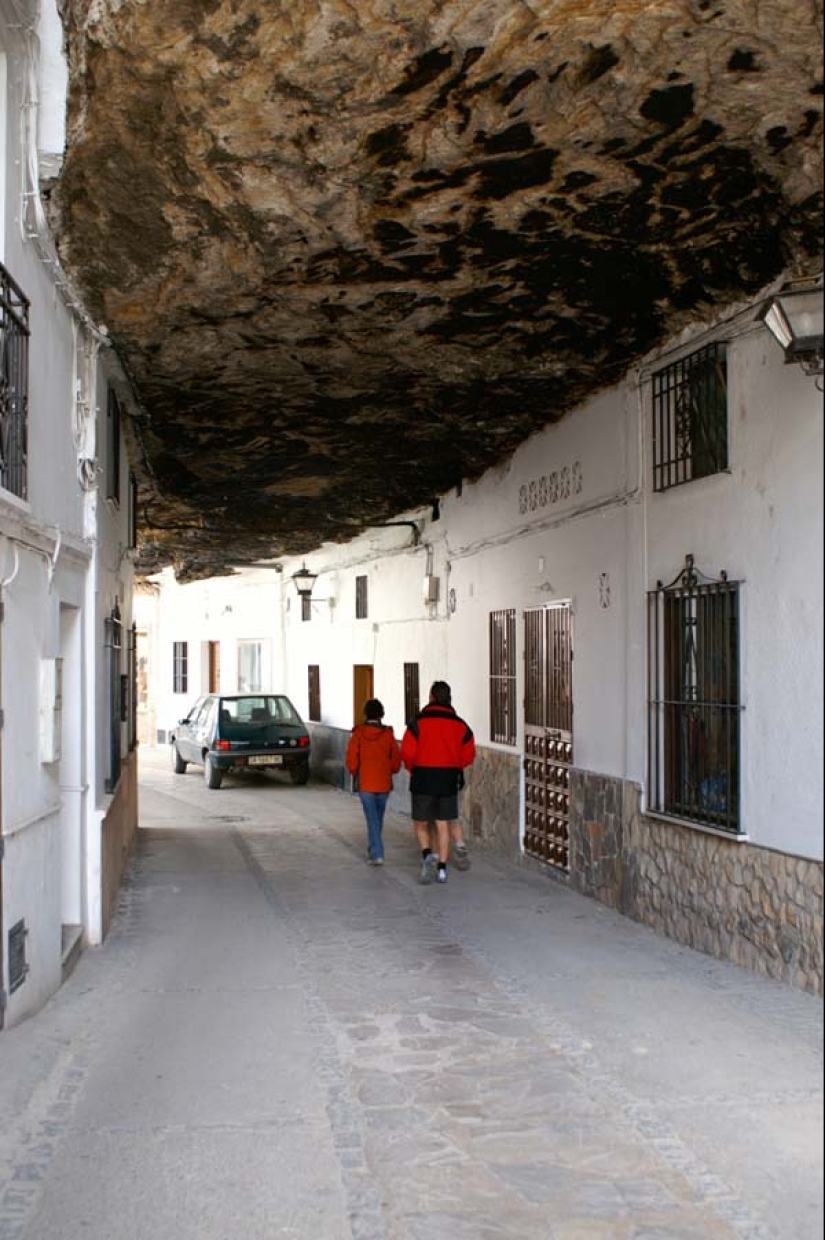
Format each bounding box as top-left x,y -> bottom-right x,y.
308,664 -> 321,722
355,575 -> 369,620
489,609 -> 517,745
652,343 -> 728,492
647,555 -> 742,834
105,604 -> 123,794
0,263 -> 30,500
404,662 -> 420,725
173,641 -> 188,694
106,387 -> 121,503
128,623 -> 138,751
301,595 -> 312,622
8,920 -> 28,994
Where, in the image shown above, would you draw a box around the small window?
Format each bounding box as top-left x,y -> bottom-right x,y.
355,575 -> 369,620
647,556 -> 742,833
490,609 -> 517,746
0,261 -> 30,500
105,604 -> 123,793
308,665 -> 321,723
652,342 -> 728,493
128,473 -> 138,550
106,387 -> 122,504
302,595 -> 312,622
404,662 -> 420,725
173,641 -> 188,695
238,641 -> 263,692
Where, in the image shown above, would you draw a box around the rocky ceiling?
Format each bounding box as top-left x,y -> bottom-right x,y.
52,0 -> 823,579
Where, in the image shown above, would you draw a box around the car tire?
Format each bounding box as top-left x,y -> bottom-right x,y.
204,755 -> 223,790
289,762 -> 310,786
171,744 -> 187,774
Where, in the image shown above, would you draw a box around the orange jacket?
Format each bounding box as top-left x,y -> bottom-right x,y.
346,722 -> 402,794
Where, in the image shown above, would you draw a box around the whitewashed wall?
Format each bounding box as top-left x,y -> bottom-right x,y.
0,1 -> 137,1026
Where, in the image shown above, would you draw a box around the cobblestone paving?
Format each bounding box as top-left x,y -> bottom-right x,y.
0,753 -> 821,1240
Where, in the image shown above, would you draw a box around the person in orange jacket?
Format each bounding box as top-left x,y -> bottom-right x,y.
346,699 -> 402,866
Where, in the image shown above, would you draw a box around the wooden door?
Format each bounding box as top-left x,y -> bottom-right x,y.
353,665 -> 374,727
208,641 -> 221,694
523,604 -> 573,870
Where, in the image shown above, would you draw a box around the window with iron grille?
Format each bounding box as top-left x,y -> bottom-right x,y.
0,262 -> 30,500
128,623 -> 138,751
652,343 -> 728,493
128,473 -> 139,550
490,610 -> 517,745
302,595 -> 312,622
105,604 -> 123,793
404,662 -> 420,725
355,575 -> 369,620
173,641 -> 188,695
308,665 -> 321,722
106,387 -> 122,504
647,555 -> 742,834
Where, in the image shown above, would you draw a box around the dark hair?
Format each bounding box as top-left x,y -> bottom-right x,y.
364,698 -> 385,721
430,681 -> 452,707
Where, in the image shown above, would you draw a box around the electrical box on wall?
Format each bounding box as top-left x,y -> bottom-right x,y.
423,574 -> 440,603
39,658 -> 63,764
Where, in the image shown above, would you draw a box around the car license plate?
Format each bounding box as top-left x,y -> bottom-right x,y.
249,755 -> 282,767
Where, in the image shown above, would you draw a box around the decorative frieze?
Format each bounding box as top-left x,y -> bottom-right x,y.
519,461 -> 583,515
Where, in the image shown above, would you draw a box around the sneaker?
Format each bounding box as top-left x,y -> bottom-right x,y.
370,857 -> 384,867
436,867 -> 448,884
420,854 -> 439,885
453,842 -> 471,871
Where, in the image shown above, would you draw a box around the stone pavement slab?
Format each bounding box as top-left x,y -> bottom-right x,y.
0,748 -> 821,1240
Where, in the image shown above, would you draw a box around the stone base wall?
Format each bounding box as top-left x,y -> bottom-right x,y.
570,767 -> 824,996
462,746 -> 522,860
102,751 -> 139,939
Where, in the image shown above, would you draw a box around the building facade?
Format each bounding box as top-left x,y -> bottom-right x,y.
146,281 -> 823,995
0,0 -> 139,1028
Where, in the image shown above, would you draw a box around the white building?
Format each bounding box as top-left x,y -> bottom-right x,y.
0,0 -> 139,1028
145,281 -> 823,995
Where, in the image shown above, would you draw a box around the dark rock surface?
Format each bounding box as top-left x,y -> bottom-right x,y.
52,1 -> 823,578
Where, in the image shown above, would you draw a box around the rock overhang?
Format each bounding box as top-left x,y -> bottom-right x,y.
50,0 -> 823,580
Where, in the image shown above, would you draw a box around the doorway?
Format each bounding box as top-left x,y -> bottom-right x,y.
353,665 -> 374,727
208,641 -> 221,693
523,603 -> 574,870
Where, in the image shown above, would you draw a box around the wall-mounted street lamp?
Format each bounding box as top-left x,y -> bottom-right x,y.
291,564 -> 318,598
758,284 -> 824,378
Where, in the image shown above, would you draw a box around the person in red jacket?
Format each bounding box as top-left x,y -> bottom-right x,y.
346,699 -> 402,866
401,681 -> 476,885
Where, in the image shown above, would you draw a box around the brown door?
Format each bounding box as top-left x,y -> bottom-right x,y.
524,604 -> 574,870
353,665 -> 374,727
208,641 -> 221,694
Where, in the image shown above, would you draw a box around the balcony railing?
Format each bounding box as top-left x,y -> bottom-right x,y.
0,263 -> 30,500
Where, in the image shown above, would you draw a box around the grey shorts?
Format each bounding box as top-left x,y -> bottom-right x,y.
411,793 -> 459,823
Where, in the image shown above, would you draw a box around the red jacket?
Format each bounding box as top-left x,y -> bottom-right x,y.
401,704 -> 476,796
346,723 -> 402,794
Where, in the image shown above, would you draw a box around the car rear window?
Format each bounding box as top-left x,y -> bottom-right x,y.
218,696 -> 303,726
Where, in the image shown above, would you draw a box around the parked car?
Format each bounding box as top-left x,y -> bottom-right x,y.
170,693 -> 311,789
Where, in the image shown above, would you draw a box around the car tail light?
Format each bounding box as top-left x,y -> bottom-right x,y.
215,740 -> 232,752
299,736 -> 310,748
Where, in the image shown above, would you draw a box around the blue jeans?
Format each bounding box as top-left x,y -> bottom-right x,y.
359,792 -> 389,862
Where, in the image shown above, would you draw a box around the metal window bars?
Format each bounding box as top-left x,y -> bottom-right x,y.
489,609 -> 517,746
0,263 -> 30,500
652,343 -> 728,492
308,665 -> 321,723
105,604 -> 123,793
404,662 -> 420,726
647,555 -> 742,834
355,575 -> 369,620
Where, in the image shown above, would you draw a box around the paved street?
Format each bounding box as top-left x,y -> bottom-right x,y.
0,748 -> 822,1240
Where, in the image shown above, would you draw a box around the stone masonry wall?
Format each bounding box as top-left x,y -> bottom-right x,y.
462,746 -> 523,861
570,767 -> 823,996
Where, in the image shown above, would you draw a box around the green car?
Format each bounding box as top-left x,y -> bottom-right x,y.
170,693 -> 311,789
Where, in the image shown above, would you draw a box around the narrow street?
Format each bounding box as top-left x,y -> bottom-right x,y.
0,749 -> 821,1240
